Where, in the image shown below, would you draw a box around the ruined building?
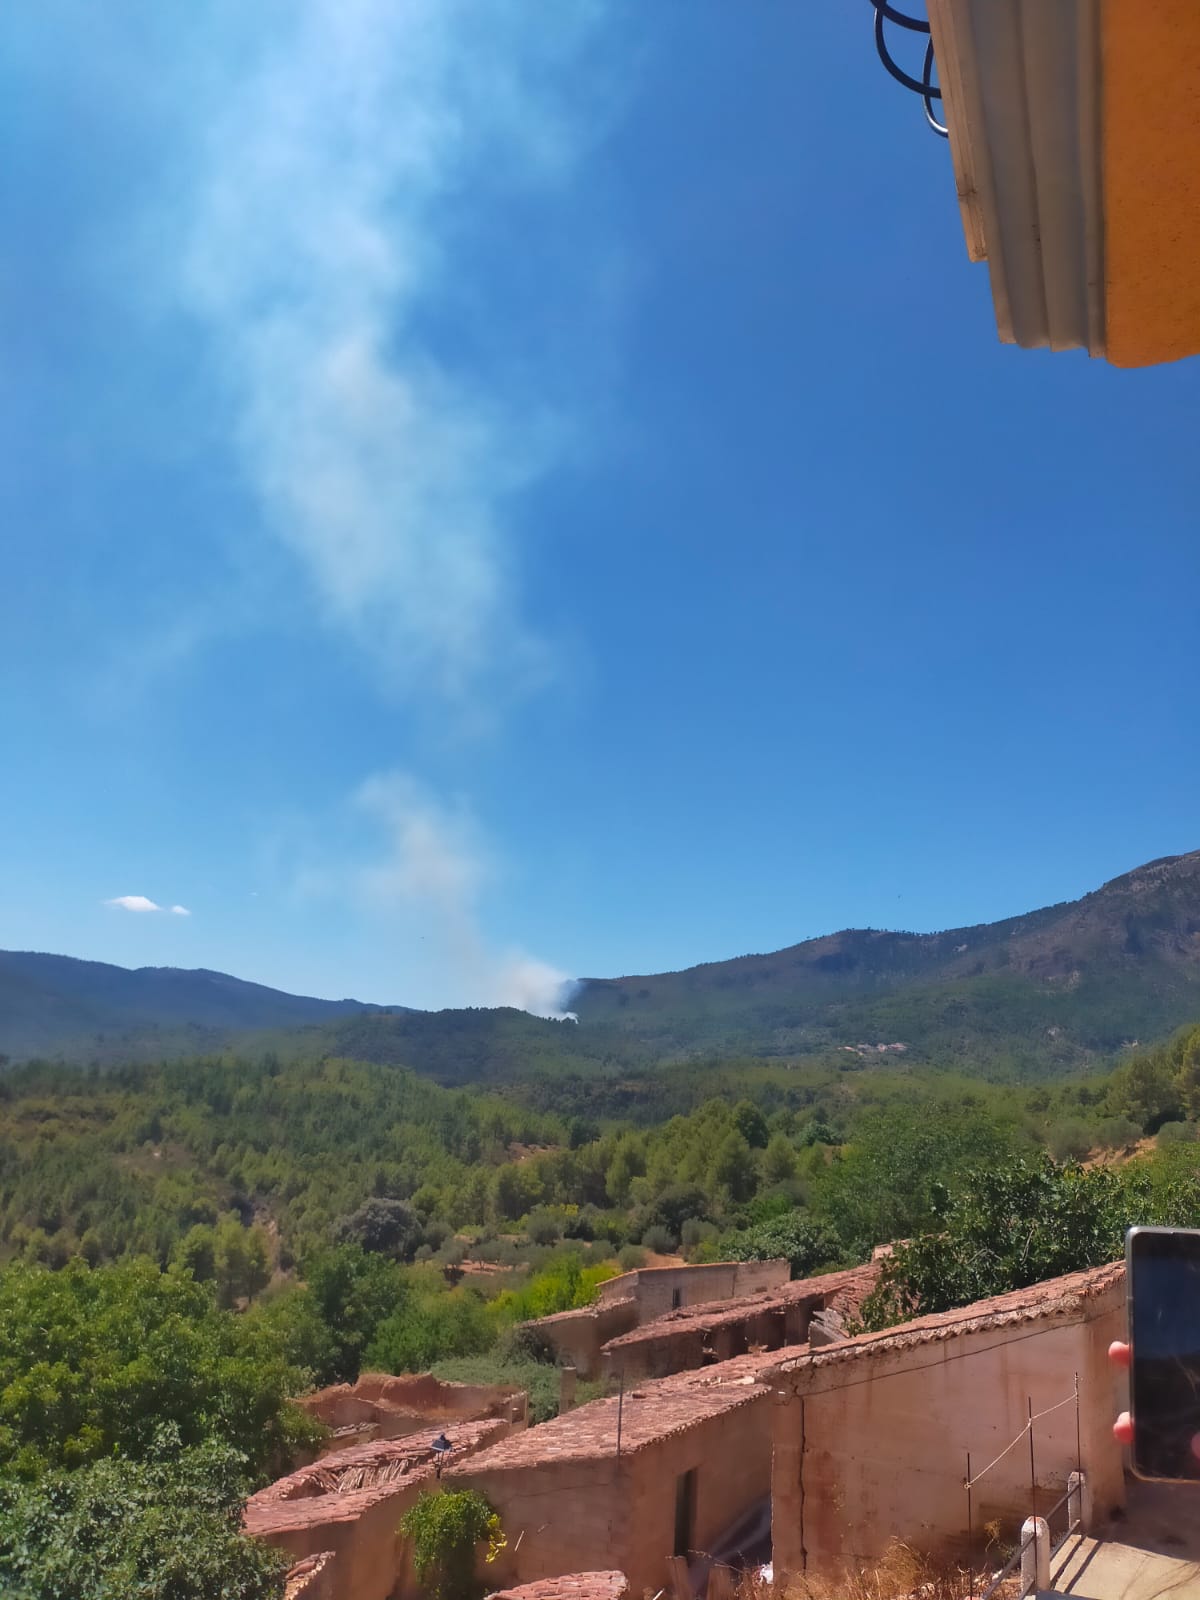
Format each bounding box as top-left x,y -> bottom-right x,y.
246,1258 -> 1130,1600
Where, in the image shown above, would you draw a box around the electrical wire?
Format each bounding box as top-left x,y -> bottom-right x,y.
867,0 -> 949,139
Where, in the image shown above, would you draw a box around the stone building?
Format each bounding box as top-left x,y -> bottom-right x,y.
769,1261 -> 1126,1580
449,1350 -> 783,1597
520,1260 -> 791,1377
600,1262 -> 879,1384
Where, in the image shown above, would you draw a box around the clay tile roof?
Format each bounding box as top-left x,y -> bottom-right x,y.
600,1262 -> 880,1351
244,1418 -> 508,1538
524,1297 -> 634,1328
775,1261 -> 1124,1379
447,1349 -> 786,1475
489,1572 -> 628,1600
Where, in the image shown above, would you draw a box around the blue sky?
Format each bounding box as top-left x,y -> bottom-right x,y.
2,2 -> 1197,1012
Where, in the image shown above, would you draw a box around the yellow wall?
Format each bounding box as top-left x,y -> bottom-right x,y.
1103,0 -> 1200,367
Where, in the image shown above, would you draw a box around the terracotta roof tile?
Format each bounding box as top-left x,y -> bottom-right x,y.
245,1418 -> 508,1538
447,1349 -> 786,1475
775,1261 -> 1124,1379
600,1262 -> 879,1352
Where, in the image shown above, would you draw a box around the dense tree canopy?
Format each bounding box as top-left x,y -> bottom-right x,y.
0,1431 -> 287,1600
0,1259 -> 316,1480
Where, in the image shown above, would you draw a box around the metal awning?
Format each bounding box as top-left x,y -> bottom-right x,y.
921,0 -> 1200,368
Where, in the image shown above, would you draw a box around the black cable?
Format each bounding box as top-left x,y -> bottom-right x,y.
866,0 -> 950,140
870,0 -> 930,33
922,38 -> 949,136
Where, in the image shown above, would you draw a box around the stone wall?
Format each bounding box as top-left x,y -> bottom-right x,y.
519,1296 -> 638,1379
770,1264 -> 1126,1580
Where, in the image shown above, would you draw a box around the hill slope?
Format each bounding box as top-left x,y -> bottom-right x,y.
5,851 -> 1200,1078
570,850 -> 1200,1072
0,950 -> 402,1062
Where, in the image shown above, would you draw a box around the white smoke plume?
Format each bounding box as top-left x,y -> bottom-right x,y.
306,771 -> 578,1020
181,0 -> 605,701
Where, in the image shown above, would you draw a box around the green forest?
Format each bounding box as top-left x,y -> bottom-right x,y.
4,1024 -> 1200,1595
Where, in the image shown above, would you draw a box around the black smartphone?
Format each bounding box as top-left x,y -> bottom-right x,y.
1126,1225 -> 1200,1481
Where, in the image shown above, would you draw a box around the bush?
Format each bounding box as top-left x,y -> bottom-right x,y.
488,1254 -> 618,1325
1157,1121 -> 1197,1147
1046,1119 -> 1092,1162
640,1224 -> 676,1255
365,1288 -> 494,1373
638,1185 -> 710,1241
616,1244 -> 646,1271
524,1208 -> 563,1247
680,1218 -> 718,1255
722,1211 -> 843,1279
433,1334 -> 561,1422
400,1490 -> 505,1600
860,1156 -> 1130,1330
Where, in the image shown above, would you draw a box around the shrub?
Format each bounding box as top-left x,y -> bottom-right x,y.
641,1224 -> 676,1255
722,1211 -> 843,1279
1157,1121 -> 1197,1147
365,1288 -> 494,1373
400,1489 -> 505,1600
524,1208 -> 563,1247
617,1244 -> 646,1271
0,1259 -> 316,1481
680,1218 -> 718,1254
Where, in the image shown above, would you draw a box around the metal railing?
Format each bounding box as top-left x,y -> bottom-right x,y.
977,1473 -> 1087,1600
964,1376 -> 1085,1600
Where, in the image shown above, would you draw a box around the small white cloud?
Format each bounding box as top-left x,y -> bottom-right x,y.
169,905 -> 192,917
105,895 -> 163,913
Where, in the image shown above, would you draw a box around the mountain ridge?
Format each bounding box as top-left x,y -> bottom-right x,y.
4,849 -> 1200,1076
0,948 -> 404,1062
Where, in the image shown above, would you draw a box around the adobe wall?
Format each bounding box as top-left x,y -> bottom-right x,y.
523,1263 -> 793,1380
455,1390 -> 773,1598
605,1304 -> 799,1384
301,1372 -> 526,1452
593,1261 -> 789,1320
520,1297 -> 637,1379
771,1278 -> 1125,1579
488,1571 -> 628,1600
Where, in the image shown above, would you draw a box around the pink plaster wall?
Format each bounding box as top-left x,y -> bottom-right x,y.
771,1280 -> 1126,1580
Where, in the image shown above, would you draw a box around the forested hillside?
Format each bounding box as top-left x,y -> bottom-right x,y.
8,851 -> 1200,1080
572,851 -> 1200,1070
4,1022 -> 1200,1592
0,950 -> 401,1063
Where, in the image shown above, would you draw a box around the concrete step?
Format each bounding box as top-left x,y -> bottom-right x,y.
1043,1533 -> 1200,1599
